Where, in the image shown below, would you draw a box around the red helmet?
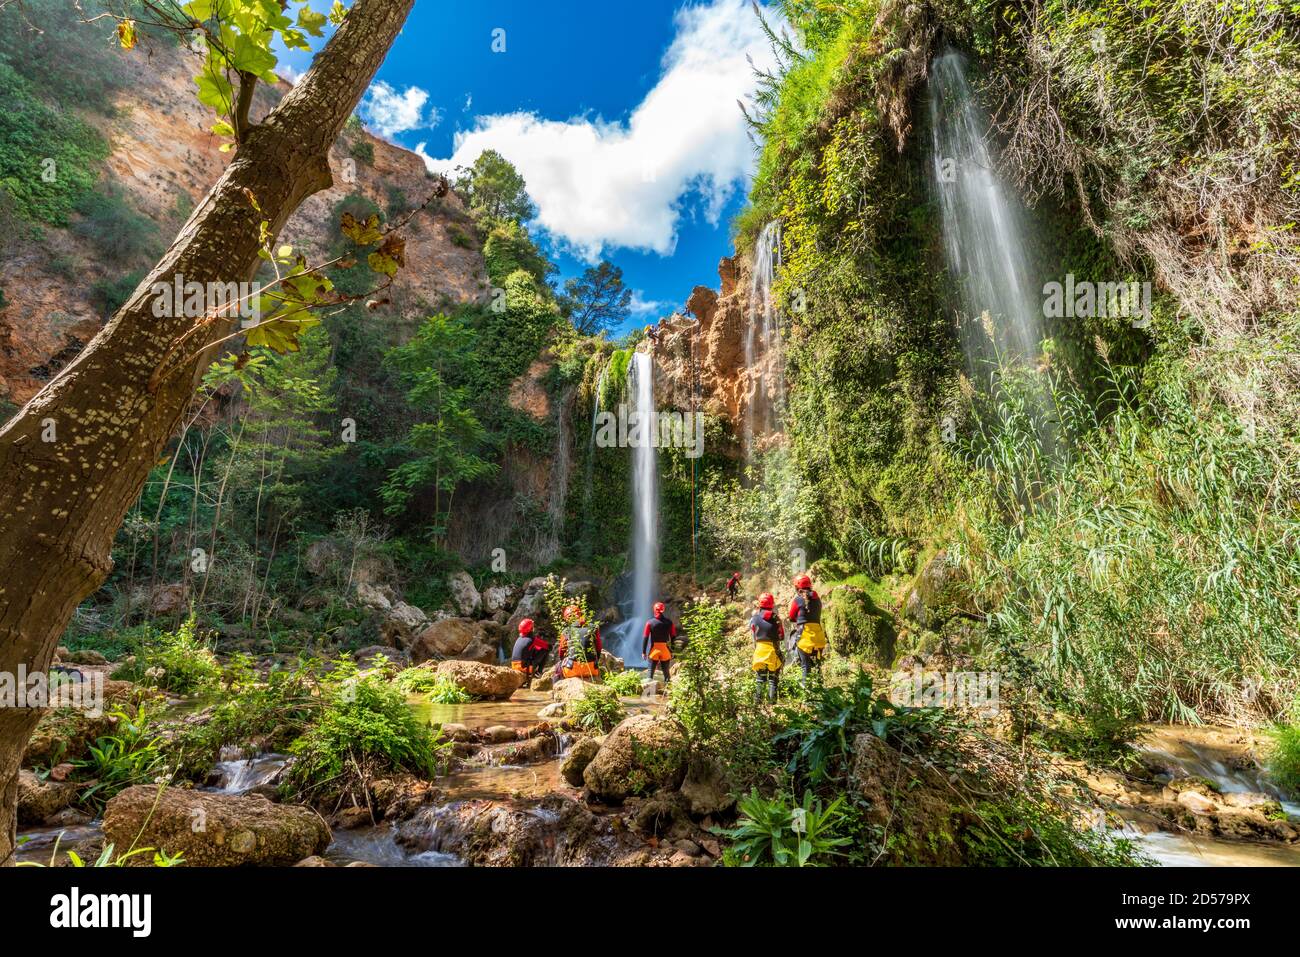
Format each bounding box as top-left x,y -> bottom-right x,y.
518,618 -> 534,635
758,593 -> 775,610
562,604 -> 583,623
653,601 -> 666,615
794,574 -> 812,590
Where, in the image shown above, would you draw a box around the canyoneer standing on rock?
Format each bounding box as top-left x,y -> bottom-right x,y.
788,574 -> 826,686
511,618 -> 550,686
641,601 -> 676,686
750,593 -> 785,704
554,605 -> 603,680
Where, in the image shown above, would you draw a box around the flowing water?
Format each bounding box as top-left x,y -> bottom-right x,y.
743,220 -> 785,462
929,49 -> 1043,363
611,351 -> 658,665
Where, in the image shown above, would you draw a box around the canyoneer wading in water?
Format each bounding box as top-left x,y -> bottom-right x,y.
642,601 -> 676,685
750,592 -> 784,704
788,574 -> 826,686
511,618 -> 550,686
725,571 -> 741,601
554,605 -> 603,680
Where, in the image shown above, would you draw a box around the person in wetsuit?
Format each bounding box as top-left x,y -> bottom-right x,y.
787,574 -> 826,686
726,571 -> 741,601
750,592 -> 785,704
642,601 -> 676,685
510,618 -> 550,684
554,605 -> 603,680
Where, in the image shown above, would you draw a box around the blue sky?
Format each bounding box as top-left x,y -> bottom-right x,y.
280,0 -> 781,332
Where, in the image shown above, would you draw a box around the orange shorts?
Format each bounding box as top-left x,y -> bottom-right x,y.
561,661 -> 599,679
648,641 -> 671,662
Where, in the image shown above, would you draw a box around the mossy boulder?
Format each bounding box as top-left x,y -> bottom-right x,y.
583,714 -> 686,802
825,585 -> 896,665
102,785 -> 330,866
903,550 -> 970,629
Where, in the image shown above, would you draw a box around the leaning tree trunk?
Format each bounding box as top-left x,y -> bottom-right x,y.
0,0 -> 415,865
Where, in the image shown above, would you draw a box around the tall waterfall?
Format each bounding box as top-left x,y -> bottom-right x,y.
616,351 -> 658,665
743,220 -> 785,461
929,50 -> 1043,363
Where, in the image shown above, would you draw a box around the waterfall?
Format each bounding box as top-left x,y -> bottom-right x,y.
615,351 -> 658,665
582,366 -> 608,522
929,50 -> 1043,363
743,220 -> 785,461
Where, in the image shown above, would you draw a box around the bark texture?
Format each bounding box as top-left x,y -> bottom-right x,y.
0,0 -> 415,865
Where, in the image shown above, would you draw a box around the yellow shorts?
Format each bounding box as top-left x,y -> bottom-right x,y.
648,641 -> 672,662
752,641 -> 782,672
796,622 -> 827,654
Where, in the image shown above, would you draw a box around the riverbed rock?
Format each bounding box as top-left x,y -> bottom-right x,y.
483,725 -> 519,744
435,660 -> 524,700
482,583 -> 518,615
62,648 -> 109,666
352,645 -> 410,670
102,786 -> 330,866
479,734 -> 557,766
531,673 -> 554,693
505,577 -> 550,635
447,571 -> 483,618
356,581 -> 396,613
562,737 -> 601,787
395,794 -> 668,867
599,650 -> 625,673
538,702 -> 565,719
552,677 -> 595,702
583,714 -> 687,803
381,601 -> 430,648
410,618 -> 481,662
16,770 -> 79,825
679,755 -> 734,816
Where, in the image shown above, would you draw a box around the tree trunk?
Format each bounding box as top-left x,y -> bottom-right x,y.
0,0 -> 415,865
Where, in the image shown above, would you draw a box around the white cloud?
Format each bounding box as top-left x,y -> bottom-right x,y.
629,291 -> 671,316
361,81 -> 442,139
418,0 -> 781,260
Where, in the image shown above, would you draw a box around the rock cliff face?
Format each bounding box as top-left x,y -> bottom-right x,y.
648,252 -> 782,456
0,40 -> 489,408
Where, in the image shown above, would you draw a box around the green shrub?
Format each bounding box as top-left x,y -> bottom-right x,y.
283,665 -> 448,805
718,789 -> 851,867
1267,714 -> 1300,798
72,188 -> 159,263
570,682 -> 625,732
0,57 -> 108,225
394,667 -> 473,703
602,669 -> 644,697
73,705 -> 167,813
350,139 -> 374,165
113,616 -> 221,695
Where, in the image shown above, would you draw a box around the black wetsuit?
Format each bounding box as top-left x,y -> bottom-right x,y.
750,610 -> 784,703
789,591 -> 824,682
511,634 -> 550,677
642,614 -> 676,683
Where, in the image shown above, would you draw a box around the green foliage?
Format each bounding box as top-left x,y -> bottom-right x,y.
561,260 -> 632,335
601,669 -> 644,697
571,682 -> 626,731
458,148 -> 537,223
0,57 -> 108,226
113,616 -> 221,695
1267,703 -> 1300,798
483,217 -> 553,286
774,671 -> 943,785
166,655 -> 322,779
381,313 -> 498,533
72,187 -> 160,264
284,663 -> 448,804
961,798 -> 1148,868
718,788 -> 851,867
73,706 -> 167,813
394,667 -> 473,703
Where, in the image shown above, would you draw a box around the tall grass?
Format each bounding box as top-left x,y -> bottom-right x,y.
959,339 -> 1300,732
